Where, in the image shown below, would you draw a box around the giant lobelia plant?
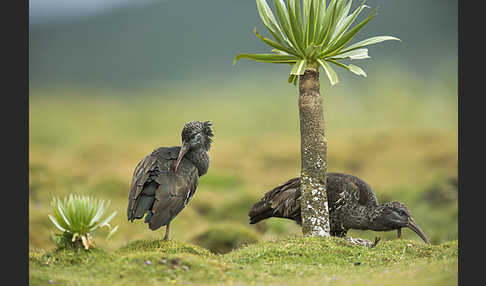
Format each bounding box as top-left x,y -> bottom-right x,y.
48,194 -> 119,250
234,0 -> 400,237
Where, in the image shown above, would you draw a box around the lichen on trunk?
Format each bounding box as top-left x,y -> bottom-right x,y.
298,68 -> 330,237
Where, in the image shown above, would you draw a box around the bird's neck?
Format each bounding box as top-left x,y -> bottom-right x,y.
339,205 -> 388,231
365,204 -> 392,231
339,205 -> 375,230
185,148 -> 210,176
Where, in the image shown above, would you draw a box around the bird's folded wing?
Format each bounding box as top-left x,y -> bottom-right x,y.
348,175 -> 378,207
148,162 -> 199,230
127,154 -> 159,218
249,177 -> 300,219
269,179 -> 301,218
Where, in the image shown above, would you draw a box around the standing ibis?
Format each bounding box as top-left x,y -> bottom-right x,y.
127,121 -> 214,240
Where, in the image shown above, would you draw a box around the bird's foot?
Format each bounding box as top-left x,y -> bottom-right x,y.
343,236 -> 380,248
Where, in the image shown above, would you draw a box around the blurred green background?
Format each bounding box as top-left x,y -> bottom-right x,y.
29,0 -> 457,252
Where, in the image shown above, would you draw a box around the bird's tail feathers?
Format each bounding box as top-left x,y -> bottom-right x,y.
248,200 -> 273,224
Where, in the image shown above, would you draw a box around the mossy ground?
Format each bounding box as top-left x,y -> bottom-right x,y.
29,237 -> 457,286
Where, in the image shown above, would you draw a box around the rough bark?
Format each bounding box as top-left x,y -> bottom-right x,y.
298,68 -> 330,237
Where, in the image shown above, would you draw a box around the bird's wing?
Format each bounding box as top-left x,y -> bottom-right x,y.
148,158 -> 199,230
327,172 -> 379,209
249,177 -> 301,224
127,153 -> 159,220
350,174 -> 379,207
270,179 -> 301,218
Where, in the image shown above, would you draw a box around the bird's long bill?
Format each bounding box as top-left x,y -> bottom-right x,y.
407,219 -> 430,244
175,142 -> 189,172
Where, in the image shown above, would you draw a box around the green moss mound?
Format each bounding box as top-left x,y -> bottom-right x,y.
116,239 -> 212,256
228,236 -> 458,267
29,246 -> 111,268
192,224 -> 261,254
29,237 -> 458,286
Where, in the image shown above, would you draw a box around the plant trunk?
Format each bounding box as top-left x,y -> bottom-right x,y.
298,68 -> 330,237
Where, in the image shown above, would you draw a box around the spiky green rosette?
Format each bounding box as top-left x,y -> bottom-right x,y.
48,194 -> 119,250
234,0 -> 400,85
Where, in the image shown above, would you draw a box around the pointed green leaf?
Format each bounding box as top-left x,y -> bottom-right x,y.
57,201 -> 71,227
341,36 -> 401,53
234,53 -> 298,65
48,214 -> 67,232
254,27 -> 299,57
91,211 -> 117,232
89,201 -> 105,227
315,0 -> 328,39
328,59 -> 367,77
288,74 -> 296,83
274,0 -> 302,55
330,48 -> 369,60
256,0 -> 288,45
272,49 -> 291,55
349,64 -> 367,77
302,0 -> 310,31
290,60 -> 306,75
341,0 -> 353,21
322,8 -> 378,58
317,59 -> 339,85
312,0 -> 322,43
288,73 -> 299,86
325,0 -> 348,45
288,74 -> 294,82
106,225 -> 119,240
288,0 -> 304,51
330,0 -> 367,44
50,198 -> 69,230
317,0 -> 338,45
305,0 -> 316,45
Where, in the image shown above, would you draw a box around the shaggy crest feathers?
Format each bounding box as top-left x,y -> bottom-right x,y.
202,121 -> 214,143
181,121 -> 214,151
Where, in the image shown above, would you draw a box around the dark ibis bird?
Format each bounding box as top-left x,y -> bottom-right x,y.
249,172 -> 430,243
127,121 -> 214,240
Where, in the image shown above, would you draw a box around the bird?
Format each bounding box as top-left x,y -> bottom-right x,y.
249,172 -> 430,243
127,121 -> 214,240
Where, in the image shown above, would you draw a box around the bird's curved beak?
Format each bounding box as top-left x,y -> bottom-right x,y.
406,218 -> 430,244
175,141 -> 189,172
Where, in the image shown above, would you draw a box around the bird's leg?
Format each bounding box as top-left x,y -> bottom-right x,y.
163,223 -> 170,241
397,228 -> 402,239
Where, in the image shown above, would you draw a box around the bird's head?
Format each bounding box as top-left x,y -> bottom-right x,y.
175,121 -> 214,171
373,201 -> 430,244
